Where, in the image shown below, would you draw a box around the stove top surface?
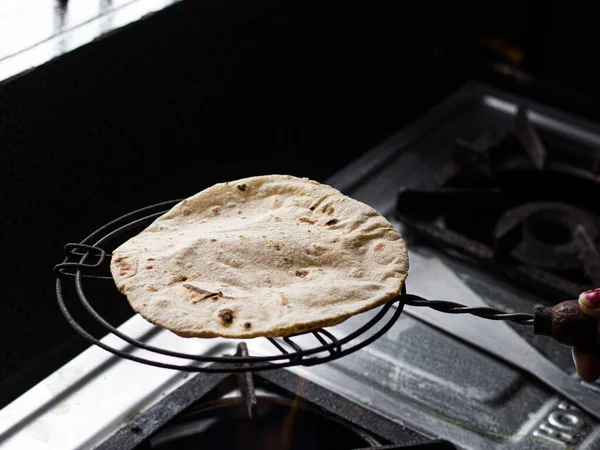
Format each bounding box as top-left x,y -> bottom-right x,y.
394,99 -> 600,299
3,82 -> 600,450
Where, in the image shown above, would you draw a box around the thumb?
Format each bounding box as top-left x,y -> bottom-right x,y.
578,288 -> 600,318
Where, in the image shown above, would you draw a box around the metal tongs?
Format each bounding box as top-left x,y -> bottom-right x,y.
403,289 -> 600,350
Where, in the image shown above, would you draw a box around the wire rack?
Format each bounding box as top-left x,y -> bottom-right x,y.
54,200 -> 407,373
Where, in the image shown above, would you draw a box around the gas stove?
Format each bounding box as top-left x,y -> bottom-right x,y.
395,100 -> 600,298
2,82 -> 600,449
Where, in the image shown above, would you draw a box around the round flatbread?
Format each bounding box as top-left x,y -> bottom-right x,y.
110,175 -> 409,338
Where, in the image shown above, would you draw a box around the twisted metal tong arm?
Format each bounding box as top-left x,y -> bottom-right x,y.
402,294 -> 535,326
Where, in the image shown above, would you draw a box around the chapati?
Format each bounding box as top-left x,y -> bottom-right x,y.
110,175 -> 409,338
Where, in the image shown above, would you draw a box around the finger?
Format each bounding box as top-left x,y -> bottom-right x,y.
578,288 -> 600,318
572,347 -> 600,383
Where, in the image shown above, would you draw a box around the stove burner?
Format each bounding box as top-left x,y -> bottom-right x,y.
146,395 -> 456,449
495,202 -> 599,271
146,395 -> 379,450
95,343 -> 455,450
396,103 -> 600,298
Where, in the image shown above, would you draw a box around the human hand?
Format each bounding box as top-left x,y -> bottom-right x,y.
572,289 -> 600,382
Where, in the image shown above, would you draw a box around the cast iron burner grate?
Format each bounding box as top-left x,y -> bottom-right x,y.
131,344 -> 456,450
396,106 -> 600,299
97,342 -> 455,450
54,199 -> 407,373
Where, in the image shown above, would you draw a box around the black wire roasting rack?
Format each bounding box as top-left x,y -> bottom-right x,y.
54,200 -> 535,373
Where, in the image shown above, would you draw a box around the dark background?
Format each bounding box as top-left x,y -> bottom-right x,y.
2,0 -> 600,408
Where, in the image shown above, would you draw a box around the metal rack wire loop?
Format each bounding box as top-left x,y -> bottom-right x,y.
54,243 -> 107,276
55,200 -> 407,373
